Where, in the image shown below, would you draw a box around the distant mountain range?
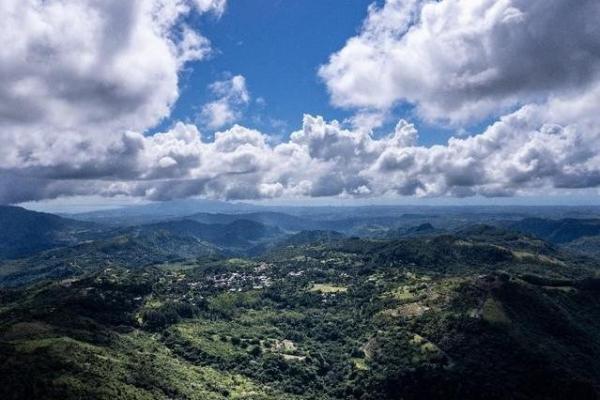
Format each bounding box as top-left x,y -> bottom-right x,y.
509,217 -> 600,244
187,212 -> 319,232
61,198 -> 261,226
61,200 -> 600,227
277,230 -> 346,247
136,218 -> 283,249
3,204 -> 600,287
0,206 -> 101,259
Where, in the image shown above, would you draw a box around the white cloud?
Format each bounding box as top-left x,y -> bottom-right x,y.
0,0 -> 225,202
345,110 -> 388,133
200,75 -> 250,129
192,0 -> 227,16
371,84 -> 600,197
3,94 -> 600,204
0,0 -> 223,134
319,0 -> 600,124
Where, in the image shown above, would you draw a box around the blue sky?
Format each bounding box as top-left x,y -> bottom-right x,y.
155,0 -> 458,145
158,0 -> 376,135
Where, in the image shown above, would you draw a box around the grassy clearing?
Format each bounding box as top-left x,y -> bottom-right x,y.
169,318 -> 285,360
385,286 -> 417,301
172,322 -> 248,360
309,283 -> 348,293
409,334 -> 443,362
143,297 -> 163,309
226,258 -> 255,268
157,261 -> 200,271
482,298 -> 511,325
381,303 -> 429,319
352,357 -> 369,370
394,288 -> 416,301
512,251 -> 566,267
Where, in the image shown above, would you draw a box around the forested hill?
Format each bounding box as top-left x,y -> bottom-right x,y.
2,227 -> 600,399
0,206 -> 99,259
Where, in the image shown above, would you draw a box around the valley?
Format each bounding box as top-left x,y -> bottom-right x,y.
1,204 -> 600,399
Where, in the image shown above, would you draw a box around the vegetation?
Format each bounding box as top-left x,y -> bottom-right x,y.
3,206 -> 600,398
0,206 -> 100,259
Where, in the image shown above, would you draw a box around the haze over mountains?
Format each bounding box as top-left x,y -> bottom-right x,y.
3,202 -> 600,287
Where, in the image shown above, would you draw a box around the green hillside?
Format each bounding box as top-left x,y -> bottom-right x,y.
2,230 -> 600,399
0,206 -> 101,259
0,231 -> 219,287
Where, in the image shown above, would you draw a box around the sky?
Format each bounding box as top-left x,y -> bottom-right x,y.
2,0 -> 600,211
159,0 -> 377,134
161,0 -> 458,145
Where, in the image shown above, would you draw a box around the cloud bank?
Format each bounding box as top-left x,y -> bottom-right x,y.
319,0 -> 600,124
4,91 -> 600,203
1,0 -> 600,204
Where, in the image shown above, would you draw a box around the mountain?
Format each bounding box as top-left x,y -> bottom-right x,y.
406,222 -> 436,234
509,217 -> 600,244
4,207 -> 600,398
0,206 -> 100,259
564,236 -> 600,258
138,218 -> 283,250
387,223 -> 443,239
187,211 -> 319,232
189,212 -> 420,235
277,230 -> 346,246
275,229 -> 586,277
0,213 -> 285,287
64,199 -> 261,226
1,230 -> 600,399
0,230 -> 219,287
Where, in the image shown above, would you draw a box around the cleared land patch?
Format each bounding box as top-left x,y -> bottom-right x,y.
309,283 -> 348,293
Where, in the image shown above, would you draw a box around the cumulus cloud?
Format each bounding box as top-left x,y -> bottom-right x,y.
319,0 -> 600,124
0,0 -> 225,189
0,0 -> 224,202
0,0 -> 224,134
199,75 -> 250,129
366,85 -> 600,197
3,96 -> 600,204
